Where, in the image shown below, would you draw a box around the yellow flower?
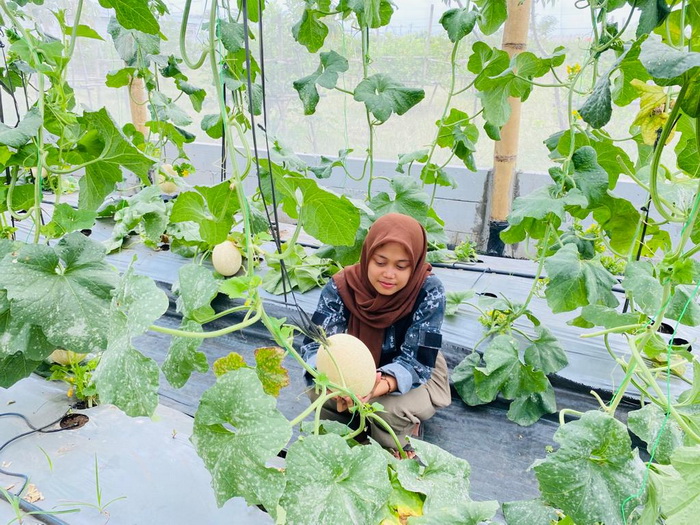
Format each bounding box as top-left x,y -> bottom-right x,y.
181,170 -> 190,177
67,388 -> 74,397
572,110 -> 582,120
566,63 -> 581,76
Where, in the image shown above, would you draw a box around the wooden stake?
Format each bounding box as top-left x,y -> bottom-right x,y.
489,0 -> 532,223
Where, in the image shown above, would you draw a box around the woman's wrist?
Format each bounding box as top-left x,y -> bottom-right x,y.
380,373 -> 396,395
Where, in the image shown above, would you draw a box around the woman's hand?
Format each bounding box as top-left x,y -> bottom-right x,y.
335,372 -> 388,411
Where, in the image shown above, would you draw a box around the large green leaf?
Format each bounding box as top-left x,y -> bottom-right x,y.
292,9 -> 329,53
93,266 -> 167,416
534,411 -> 645,525
622,261 -> 663,316
500,186 -> 587,243
99,0 -> 160,35
104,185 -> 169,252
666,285 -> 700,326
0,233 -> 117,354
173,264 -> 219,322
369,175 -> 430,223
474,0 -> 507,35
162,319 -> 207,389
293,51 -> 349,114
106,17 -> 160,68
507,384 -> 557,426
451,352 -> 485,406
0,107 -> 42,148
41,204 -> 97,239
523,326 -> 568,375
294,179 -> 360,246
353,74 -> 425,123
632,0 -> 671,37
675,114 -> 700,177
192,368 -> 290,511
544,244 -> 619,313
571,304 -> 645,329
502,499 -> 558,525
393,439 -> 497,520
640,38 -> 700,83
612,39 -> 651,106
435,108 -> 478,171
628,404 -> 684,465
218,19 -> 245,54
589,135 -> 635,189
655,446 -> 700,524
474,335 -> 549,403
77,109 -> 155,211
280,434 -> 391,524
170,181 -> 240,245
439,8 -> 478,43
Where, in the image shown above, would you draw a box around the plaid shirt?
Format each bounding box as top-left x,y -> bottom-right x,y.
300,274 -> 446,394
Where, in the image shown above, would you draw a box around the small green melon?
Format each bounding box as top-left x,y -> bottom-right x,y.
316,333 -> 376,397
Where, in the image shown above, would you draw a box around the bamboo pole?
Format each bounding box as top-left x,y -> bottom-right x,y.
486,0 -> 532,255
128,76 -> 149,136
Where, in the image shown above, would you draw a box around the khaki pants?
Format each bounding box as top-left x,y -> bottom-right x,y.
306,352 -> 451,448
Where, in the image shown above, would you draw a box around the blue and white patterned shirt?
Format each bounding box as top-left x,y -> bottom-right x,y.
300,274 -> 446,394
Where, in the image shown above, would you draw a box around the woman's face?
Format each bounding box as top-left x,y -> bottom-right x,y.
367,242 -> 412,296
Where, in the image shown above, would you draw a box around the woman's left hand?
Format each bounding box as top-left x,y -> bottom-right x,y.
341,372 -> 383,409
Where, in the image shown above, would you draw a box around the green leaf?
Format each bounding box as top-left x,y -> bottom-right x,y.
501,186 -> 586,244
628,403 -> 684,465
445,290 -> 475,316
579,76 -> 612,129
523,326 -> 568,375
622,261 -> 663,316
294,179 -> 360,246
474,335 -> 549,403
99,0 -> 160,35
237,0 -> 264,22
41,204 -> 97,239
589,134 -> 635,189
173,264 -> 219,322
612,39 -> 651,106
369,175 -> 430,222
632,0 -> 671,37
353,74 -> 425,123
106,17 -> 160,68
0,107 -> 42,148
534,411 -> 645,525
162,319 -> 207,389
439,8 -> 478,43
396,149 -> 429,174
0,184 -> 38,215
105,67 -> 136,88
592,194 -> 643,254
640,38 -> 700,83
571,146 -> 609,207
170,181 -> 240,245
507,382 -> 557,426
0,233 -> 117,354
292,9 -> 329,53
218,19 -> 245,54
654,446 -> 700,524
666,285 -> 700,326
192,368 -> 291,511
77,108 -> 155,211
544,244 -> 619,313
254,346 -> 289,397
675,114 -> 700,177
94,266 -> 167,416
293,51 -> 349,115
502,499 -> 558,525
219,274 -> 263,300
103,185 -> 168,252
474,0 -> 508,35
436,108 -> 478,170
681,71 -> 700,117
310,148 -> 352,179
280,434 -> 391,524
572,304 -> 644,330
393,439 -> 496,518
175,79 -> 206,112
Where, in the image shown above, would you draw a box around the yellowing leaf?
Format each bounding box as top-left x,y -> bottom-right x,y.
254,347 -> 290,397
213,352 -> 248,377
631,80 -> 675,145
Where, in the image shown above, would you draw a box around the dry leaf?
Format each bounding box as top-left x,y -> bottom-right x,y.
23,484 -> 44,503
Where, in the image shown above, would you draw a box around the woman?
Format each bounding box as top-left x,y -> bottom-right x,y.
300,213 -> 451,452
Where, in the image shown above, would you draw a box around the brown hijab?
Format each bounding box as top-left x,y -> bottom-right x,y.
333,213 -> 432,366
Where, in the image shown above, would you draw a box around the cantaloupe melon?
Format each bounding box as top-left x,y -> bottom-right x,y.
316,333 -> 377,397
212,240 -> 242,276
158,163 -> 179,194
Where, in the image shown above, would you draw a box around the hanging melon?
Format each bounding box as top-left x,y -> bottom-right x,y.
316,333 -> 377,397
212,240 -> 242,276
